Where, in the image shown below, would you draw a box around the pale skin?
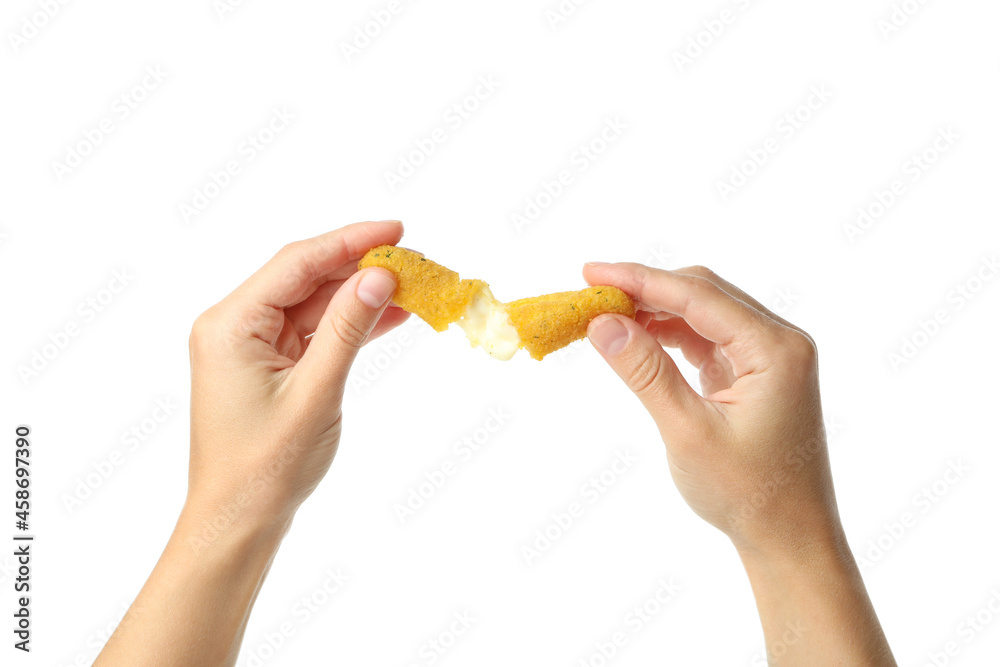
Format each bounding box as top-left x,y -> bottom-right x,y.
95,221 -> 896,666
584,262 -> 897,665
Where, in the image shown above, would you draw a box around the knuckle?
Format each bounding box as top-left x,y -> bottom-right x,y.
801,329 -> 818,351
701,358 -> 729,382
783,329 -> 818,362
281,257 -> 312,295
283,252 -> 322,295
278,240 -> 303,256
679,265 -> 717,280
628,351 -> 667,396
680,273 -> 716,303
189,310 -> 215,346
238,301 -> 282,342
189,309 -> 225,362
330,311 -> 369,349
683,272 -> 713,290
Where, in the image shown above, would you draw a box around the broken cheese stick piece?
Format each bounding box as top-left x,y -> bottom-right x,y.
357,245 -> 485,332
358,246 -> 520,359
506,287 -> 635,360
358,245 -> 635,360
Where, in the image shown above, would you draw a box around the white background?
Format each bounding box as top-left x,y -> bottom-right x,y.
2,0 -> 999,665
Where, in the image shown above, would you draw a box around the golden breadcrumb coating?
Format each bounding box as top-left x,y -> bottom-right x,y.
358,245 -> 635,360
358,245 -> 486,332
506,287 -> 635,360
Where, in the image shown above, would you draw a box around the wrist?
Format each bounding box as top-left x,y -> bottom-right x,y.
175,493 -> 293,561
733,518 -> 895,664
735,523 -> 859,593
728,489 -> 848,568
734,516 -> 849,570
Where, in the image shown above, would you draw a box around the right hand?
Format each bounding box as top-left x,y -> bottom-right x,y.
584,262 -> 842,558
185,221 -> 409,540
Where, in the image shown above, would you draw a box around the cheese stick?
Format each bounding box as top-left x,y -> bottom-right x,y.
359,245 -> 635,360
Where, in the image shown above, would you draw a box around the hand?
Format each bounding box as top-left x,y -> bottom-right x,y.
583,262 -> 833,556
96,221 -> 411,667
186,220 -> 409,540
584,262 -> 896,665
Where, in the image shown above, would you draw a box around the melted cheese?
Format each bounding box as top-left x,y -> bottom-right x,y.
456,286 -> 520,361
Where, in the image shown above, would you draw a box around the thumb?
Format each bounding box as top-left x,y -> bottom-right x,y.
588,314 -> 700,425
294,267 -> 397,401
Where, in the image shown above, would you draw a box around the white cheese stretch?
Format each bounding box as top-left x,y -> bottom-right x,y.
456,286 -> 520,361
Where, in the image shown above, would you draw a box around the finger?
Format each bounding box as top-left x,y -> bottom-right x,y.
228,220 -> 403,343
292,267 -> 397,403
284,255 -> 415,339
584,262 -> 780,375
673,266 -> 808,337
291,285 -> 408,342
588,313 -> 703,423
283,280 -> 344,339
645,319 -> 738,393
645,317 -> 716,367
297,305 -> 409,354
244,220 -> 403,308
361,306 -> 410,343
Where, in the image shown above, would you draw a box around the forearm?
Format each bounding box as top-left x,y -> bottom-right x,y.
737,527 -> 896,666
95,502 -> 290,667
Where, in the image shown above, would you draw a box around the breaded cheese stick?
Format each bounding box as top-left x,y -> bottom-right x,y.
358,246 -> 486,332
359,245 -> 635,360
506,287 -> 635,360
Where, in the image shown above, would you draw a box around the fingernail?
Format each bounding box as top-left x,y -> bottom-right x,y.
357,270 -> 396,308
585,261 -> 609,267
376,219 -> 401,223
589,317 -> 629,356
